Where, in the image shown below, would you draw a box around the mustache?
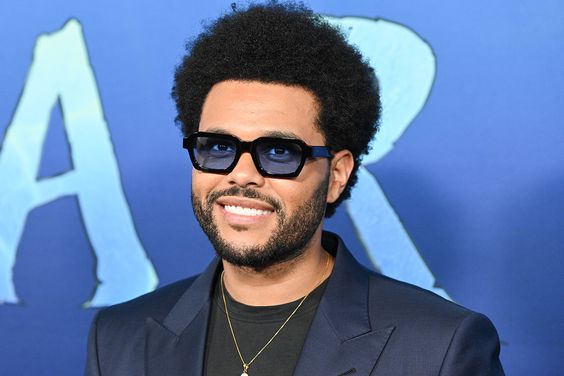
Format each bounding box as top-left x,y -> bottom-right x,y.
206,186 -> 282,211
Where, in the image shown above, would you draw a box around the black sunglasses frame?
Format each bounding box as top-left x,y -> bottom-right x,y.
183,132 -> 333,178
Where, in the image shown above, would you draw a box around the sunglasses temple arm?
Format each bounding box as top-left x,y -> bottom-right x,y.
309,146 -> 333,158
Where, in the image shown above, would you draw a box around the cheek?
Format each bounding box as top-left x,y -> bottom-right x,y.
270,162 -> 330,206
191,171 -> 221,197
270,180 -> 315,211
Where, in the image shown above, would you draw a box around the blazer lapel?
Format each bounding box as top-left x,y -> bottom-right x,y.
144,232 -> 394,376
145,257 -> 221,376
294,233 -> 395,376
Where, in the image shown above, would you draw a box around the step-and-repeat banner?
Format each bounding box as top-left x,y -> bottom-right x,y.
1,1 -> 563,375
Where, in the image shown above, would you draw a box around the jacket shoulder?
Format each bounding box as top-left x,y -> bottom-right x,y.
85,276 -> 203,375
97,274 -> 200,327
368,271 -> 474,323
366,273 -> 504,375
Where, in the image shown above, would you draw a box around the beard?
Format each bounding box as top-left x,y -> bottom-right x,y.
191,175 -> 329,271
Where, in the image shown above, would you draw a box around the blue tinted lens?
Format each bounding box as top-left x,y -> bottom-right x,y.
256,141 -> 302,174
194,136 -> 237,169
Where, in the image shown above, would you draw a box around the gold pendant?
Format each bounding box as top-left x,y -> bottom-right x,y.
241,373 -> 248,376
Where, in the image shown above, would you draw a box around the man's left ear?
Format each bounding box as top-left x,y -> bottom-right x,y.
327,149 -> 354,204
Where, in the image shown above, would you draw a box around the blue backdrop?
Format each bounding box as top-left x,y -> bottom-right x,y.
1,1 -> 563,375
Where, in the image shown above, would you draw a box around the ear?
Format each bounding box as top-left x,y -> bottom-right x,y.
327,149 -> 354,204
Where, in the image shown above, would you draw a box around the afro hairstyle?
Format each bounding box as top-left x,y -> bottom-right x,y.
172,1 -> 381,217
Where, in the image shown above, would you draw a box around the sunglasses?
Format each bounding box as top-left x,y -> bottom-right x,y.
183,132 -> 333,178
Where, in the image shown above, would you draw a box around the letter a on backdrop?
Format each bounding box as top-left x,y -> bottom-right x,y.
0,19 -> 157,307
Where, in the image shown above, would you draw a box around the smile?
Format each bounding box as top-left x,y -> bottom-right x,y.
223,205 -> 272,217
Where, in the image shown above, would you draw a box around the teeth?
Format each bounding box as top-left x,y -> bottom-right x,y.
224,205 -> 271,216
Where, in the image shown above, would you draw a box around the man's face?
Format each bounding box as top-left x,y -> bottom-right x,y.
191,80 -> 331,270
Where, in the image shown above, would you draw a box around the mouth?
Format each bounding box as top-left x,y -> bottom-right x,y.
215,197 -> 275,224
223,205 -> 272,217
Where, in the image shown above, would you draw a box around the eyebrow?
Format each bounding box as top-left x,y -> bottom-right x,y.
204,127 -> 302,141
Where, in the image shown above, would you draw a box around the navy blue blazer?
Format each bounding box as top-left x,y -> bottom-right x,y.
85,232 -> 504,375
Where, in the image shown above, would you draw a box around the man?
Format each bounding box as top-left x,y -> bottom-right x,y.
85,2 -> 504,375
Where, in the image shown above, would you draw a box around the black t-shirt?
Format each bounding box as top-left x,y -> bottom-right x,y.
204,274 -> 328,376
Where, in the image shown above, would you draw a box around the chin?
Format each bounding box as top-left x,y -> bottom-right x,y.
221,232 -> 270,250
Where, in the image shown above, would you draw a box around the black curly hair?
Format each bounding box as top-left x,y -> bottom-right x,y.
172,1 -> 381,217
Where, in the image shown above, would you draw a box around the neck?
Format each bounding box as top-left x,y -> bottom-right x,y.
221,229 -> 334,306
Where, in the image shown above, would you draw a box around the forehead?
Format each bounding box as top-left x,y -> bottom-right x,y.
199,80 -> 324,143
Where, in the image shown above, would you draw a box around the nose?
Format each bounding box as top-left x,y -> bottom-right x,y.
227,151 -> 266,187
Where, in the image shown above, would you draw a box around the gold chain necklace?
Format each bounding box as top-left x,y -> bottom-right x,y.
220,254 -> 331,376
